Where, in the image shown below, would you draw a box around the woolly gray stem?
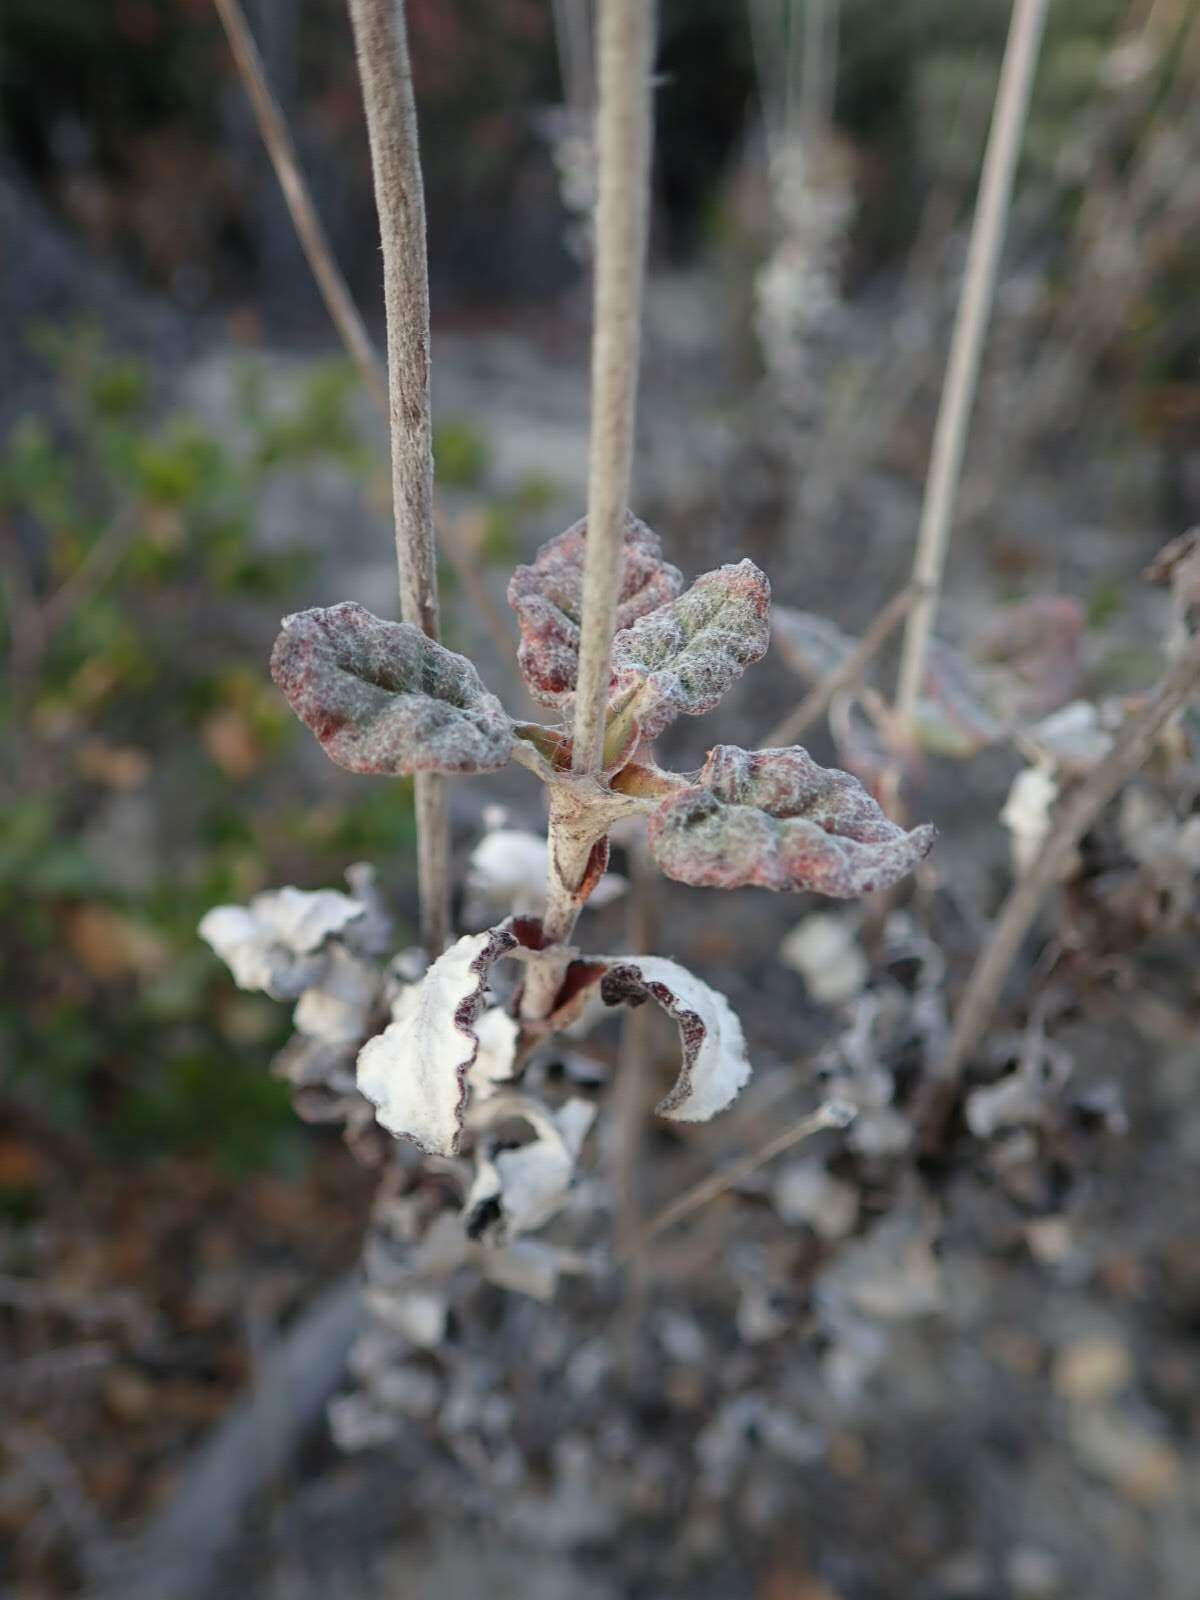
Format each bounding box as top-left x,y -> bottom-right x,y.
893,0 -> 1048,734
523,0 -> 656,1020
570,0 -> 656,778
346,0 -> 449,955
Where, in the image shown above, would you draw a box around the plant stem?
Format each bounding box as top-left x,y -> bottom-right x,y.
762,583 -> 914,750
523,0 -> 656,1021
570,0 -> 656,779
613,837 -> 654,1361
628,1101 -> 851,1253
933,630 -> 1200,1100
346,0 -> 449,954
213,0 -> 388,416
893,0 -> 1047,736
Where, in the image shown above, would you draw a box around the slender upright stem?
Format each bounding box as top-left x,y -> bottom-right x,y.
570,0 -> 656,779
612,837 -> 655,1361
213,0 -> 388,416
893,0 -> 1047,734
346,0 -> 449,954
935,631 -> 1200,1096
522,0 -> 656,1022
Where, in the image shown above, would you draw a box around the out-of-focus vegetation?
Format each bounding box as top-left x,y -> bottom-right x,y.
0,332 -> 416,1175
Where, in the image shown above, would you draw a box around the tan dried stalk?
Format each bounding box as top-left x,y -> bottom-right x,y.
522,0 -> 656,1020
761,583 -> 914,750
212,0 -> 388,416
212,0 -> 512,667
893,0 -> 1048,736
345,0 -> 449,954
630,1102 -> 850,1252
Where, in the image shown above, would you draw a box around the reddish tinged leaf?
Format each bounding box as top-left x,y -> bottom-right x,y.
271,602 -> 512,775
507,511 -> 683,706
598,957 -> 750,1120
647,744 -> 935,897
607,560 -> 771,749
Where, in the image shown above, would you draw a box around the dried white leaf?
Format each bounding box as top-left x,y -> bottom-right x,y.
200,884 -> 366,999
479,1238 -> 573,1301
292,943 -> 380,1045
1021,700 -> 1112,771
779,913 -> 868,1006
965,1035 -> 1072,1139
466,1006 -> 521,1102
772,1159 -> 859,1240
356,925 -> 518,1155
463,1094 -> 596,1245
597,956 -> 752,1121
364,1283 -> 447,1349
1001,765 -> 1059,877
327,1392 -> 400,1452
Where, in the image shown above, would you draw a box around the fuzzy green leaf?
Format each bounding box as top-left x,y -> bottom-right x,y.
607,560 -> 771,751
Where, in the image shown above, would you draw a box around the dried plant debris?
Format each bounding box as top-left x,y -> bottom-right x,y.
199,882 -> 371,999
648,745 -> 934,896
356,925 -> 524,1156
462,810 -> 626,928
462,1094 -> 596,1246
507,511 -> 682,707
271,602 -> 513,775
596,957 -> 751,1121
774,595 -> 1085,765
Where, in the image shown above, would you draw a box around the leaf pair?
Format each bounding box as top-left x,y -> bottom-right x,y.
355,923 -> 752,1156
510,513 -> 771,762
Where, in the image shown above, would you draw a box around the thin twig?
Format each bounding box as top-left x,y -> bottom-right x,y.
893,0 -> 1048,734
935,631 -> 1200,1093
762,583 -> 914,749
212,0 -> 387,416
629,1101 -> 852,1253
346,0 -> 449,955
570,0 -> 656,778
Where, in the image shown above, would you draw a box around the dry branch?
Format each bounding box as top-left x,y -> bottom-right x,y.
937,630 -> 1200,1092
894,0 -> 1048,734
762,584 -> 914,750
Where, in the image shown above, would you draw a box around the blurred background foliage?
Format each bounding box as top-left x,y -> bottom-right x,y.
0,329 -> 418,1176
1,0 -> 1196,1178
